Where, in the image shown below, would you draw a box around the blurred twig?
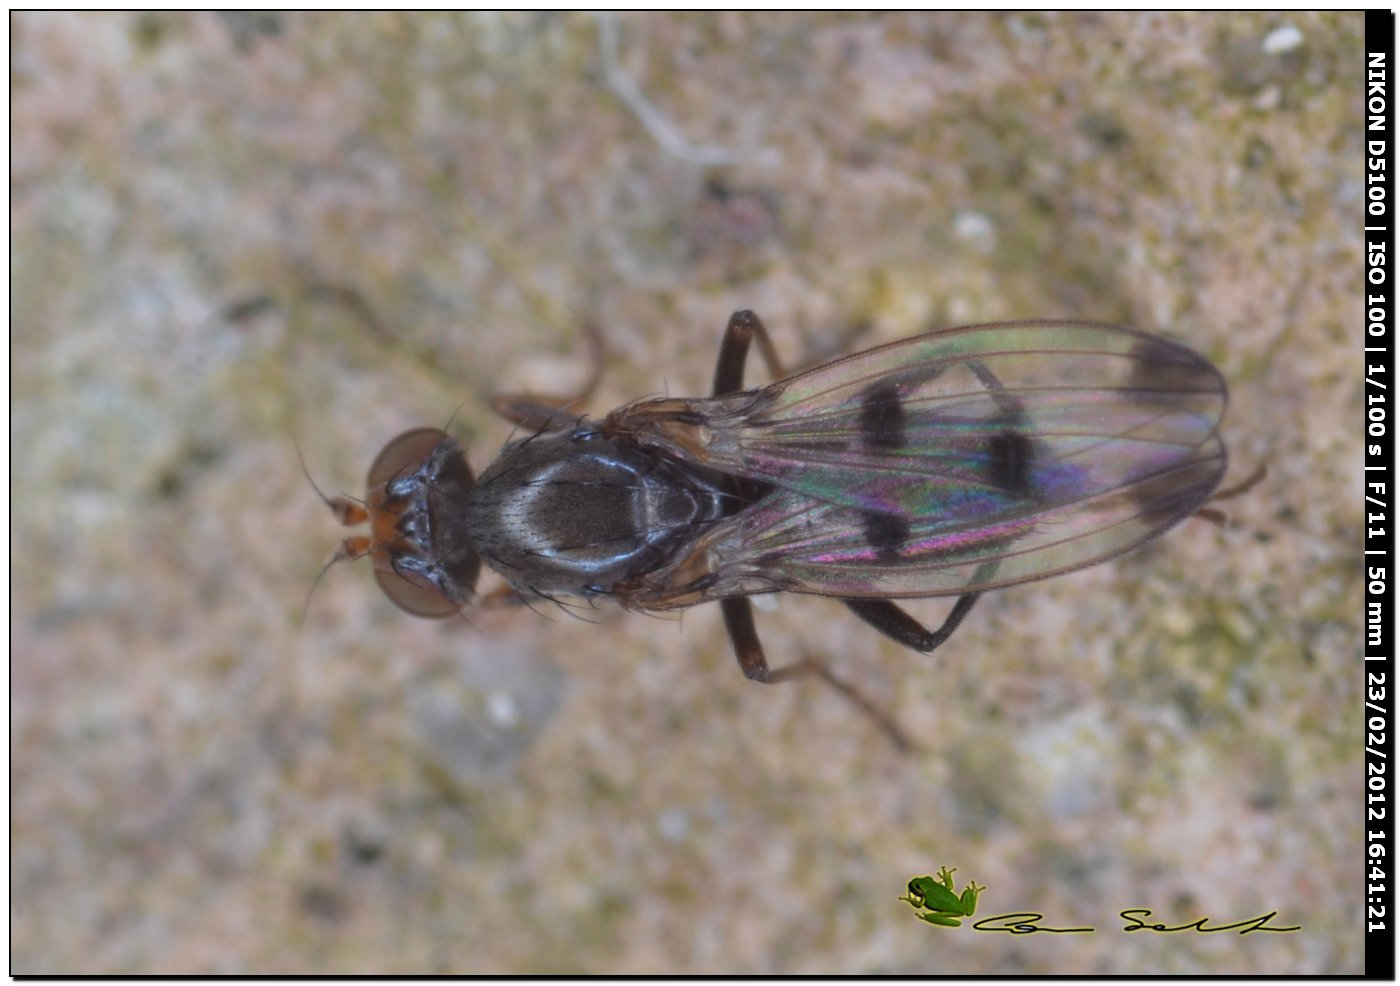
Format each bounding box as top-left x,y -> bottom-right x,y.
597,13 -> 781,169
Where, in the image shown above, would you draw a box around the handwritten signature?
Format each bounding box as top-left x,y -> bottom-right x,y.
902,871 -> 1300,935
966,910 -> 1299,935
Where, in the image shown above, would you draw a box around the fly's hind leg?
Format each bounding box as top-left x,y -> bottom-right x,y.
842,558 -> 999,660
1194,463 -> 1268,527
721,598 -> 915,752
843,595 -> 980,654
489,322 -> 607,431
833,354 -> 1021,654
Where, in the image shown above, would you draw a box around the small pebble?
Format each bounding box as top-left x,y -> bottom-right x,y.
657,807 -> 690,843
1262,24 -> 1303,55
953,210 -> 997,253
486,689 -> 519,728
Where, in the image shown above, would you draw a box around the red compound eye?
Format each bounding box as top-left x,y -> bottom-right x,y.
374,567 -> 462,619
366,428 -> 451,488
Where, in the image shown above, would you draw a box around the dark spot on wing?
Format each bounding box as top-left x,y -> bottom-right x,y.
987,430 -> 1035,497
863,510 -> 910,560
1126,338 -> 1217,399
1122,446 -> 1226,528
860,380 -> 905,450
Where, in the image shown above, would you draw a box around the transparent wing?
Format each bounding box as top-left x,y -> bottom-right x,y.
623,321 -> 1227,603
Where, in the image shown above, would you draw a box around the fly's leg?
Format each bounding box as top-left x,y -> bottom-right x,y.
713,312 -> 912,751
1208,463 -> 1268,503
966,359 -> 1027,424
843,596 -> 980,654
1194,463 -> 1267,527
841,555 -> 999,661
713,309 -> 885,389
712,309 -> 786,394
489,322 -> 607,431
831,356 -> 1019,656
721,598 -> 914,752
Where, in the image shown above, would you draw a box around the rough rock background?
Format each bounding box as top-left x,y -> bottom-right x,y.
12,11 -> 1362,974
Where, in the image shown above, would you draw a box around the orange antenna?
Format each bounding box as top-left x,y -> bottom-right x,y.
294,433 -> 372,626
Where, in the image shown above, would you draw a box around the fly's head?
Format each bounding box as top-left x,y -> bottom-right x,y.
321,427 -> 482,618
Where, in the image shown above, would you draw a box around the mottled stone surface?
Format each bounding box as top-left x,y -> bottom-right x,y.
12,11 -> 1362,973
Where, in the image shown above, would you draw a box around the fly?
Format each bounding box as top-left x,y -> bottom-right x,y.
320,313 -> 1245,749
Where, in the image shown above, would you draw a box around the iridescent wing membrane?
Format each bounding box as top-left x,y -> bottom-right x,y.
635,321 -> 1227,603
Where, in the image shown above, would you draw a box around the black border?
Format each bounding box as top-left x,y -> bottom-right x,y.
1365,7 -> 1396,980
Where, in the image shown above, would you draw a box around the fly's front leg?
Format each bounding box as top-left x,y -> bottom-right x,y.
721,598 -> 915,753
712,310 -> 786,395
489,322 -> 606,430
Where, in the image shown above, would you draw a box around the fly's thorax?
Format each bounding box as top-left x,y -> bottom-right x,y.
464,425 -> 730,597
